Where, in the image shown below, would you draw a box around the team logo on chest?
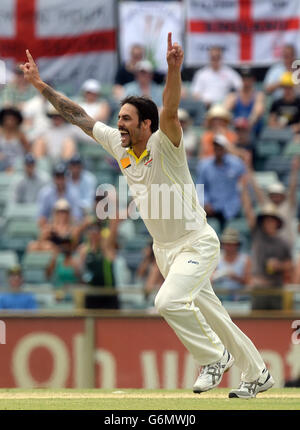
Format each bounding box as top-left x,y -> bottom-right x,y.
144,153 -> 153,168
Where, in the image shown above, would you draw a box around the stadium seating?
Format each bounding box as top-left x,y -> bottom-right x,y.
0,173 -> 22,216
0,250 -> 19,288
254,171 -> 279,189
0,219 -> 39,254
22,251 -> 53,285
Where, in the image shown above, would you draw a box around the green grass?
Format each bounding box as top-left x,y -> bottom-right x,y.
0,388 -> 299,410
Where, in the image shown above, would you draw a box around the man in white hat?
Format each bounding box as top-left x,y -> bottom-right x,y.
197,134 -> 247,230
78,79 -> 111,123
247,155 -> 300,247
241,177 -> 293,309
123,60 -> 163,108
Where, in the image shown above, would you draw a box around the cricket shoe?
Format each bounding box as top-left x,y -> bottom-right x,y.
193,349 -> 234,393
229,368 -> 274,399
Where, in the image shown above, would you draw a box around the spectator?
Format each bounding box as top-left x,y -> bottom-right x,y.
13,153 -> 46,203
122,60 -> 163,107
78,79 -> 111,123
78,218 -> 120,309
28,198 -> 84,253
114,44 -> 145,88
196,134 -> 246,230
247,155 -> 300,247
22,93 -> 50,141
178,108 -> 198,158
234,118 -> 255,162
47,237 -> 81,288
268,71 -> 300,133
264,44 -> 297,98
0,67 -> 36,109
241,177 -> 293,310
67,154 -> 96,214
212,228 -> 251,299
114,44 -> 164,99
190,46 -> 242,107
0,265 -> 37,310
199,104 -> 238,158
224,67 -> 265,137
37,163 -> 83,226
0,107 -> 29,171
33,104 -> 76,162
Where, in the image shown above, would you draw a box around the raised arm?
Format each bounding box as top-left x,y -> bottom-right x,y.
159,33 -> 184,147
19,50 -> 95,137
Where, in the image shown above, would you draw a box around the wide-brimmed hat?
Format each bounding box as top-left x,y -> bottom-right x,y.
0,107 -> 23,125
206,104 -> 232,122
213,134 -> 229,148
221,228 -> 241,244
267,182 -> 286,195
257,204 -> 284,228
178,108 -> 190,122
136,60 -> 153,73
54,199 -> 70,212
46,103 -> 61,117
7,264 -> 22,276
81,79 -> 101,94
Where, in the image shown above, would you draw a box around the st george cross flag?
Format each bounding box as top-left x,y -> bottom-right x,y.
186,0 -> 300,66
0,0 -> 117,90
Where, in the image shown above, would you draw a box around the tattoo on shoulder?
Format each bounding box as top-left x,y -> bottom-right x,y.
42,85 -> 95,137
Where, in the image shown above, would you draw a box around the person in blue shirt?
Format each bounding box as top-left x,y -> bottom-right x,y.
0,265 -> 37,310
196,134 -> 246,230
37,162 -> 83,227
67,154 -> 97,215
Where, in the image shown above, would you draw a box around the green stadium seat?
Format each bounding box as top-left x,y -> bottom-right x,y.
22,252 -> 53,284
225,217 -> 250,237
260,127 -> 294,144
264,156 -> 292,179
0,219 -> 39,252
4,203 -> 38,221
256,140 -> 281,157
0,250 -> 19,288
207,217 -> 221,236
0,172 -> 22,215
254,171 -> 279,189
283,142 -> 300,156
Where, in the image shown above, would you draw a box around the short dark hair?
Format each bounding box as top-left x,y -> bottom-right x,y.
120,96 -> 159,133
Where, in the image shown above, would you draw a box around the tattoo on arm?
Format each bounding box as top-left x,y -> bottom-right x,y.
42,85 -> 95,137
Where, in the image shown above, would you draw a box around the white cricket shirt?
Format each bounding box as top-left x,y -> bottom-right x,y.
93,122 -> 206,245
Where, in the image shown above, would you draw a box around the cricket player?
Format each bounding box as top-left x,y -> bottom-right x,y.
20,33 -> 274,399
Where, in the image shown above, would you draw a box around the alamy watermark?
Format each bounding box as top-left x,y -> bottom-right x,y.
95,176 -> 205,230
292,60 -> 300,85
0,320 -> 6,345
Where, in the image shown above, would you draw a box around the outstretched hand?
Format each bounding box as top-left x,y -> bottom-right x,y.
19,50 -> 42,87
166,32 -> 184,69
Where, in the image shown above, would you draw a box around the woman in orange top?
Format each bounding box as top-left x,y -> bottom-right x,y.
199,104 -> 238,158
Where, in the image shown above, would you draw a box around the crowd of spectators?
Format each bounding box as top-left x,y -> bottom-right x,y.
1,42 -> 300,312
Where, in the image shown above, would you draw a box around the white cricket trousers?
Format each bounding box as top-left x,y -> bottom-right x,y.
153,222 -> 266,382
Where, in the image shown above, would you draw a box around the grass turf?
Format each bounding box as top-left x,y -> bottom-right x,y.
0,388 -> 299,410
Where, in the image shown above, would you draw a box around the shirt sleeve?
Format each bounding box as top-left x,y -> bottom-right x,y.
92,121 -> 121,159
228,68 -> 243,91
156,128 -> 186,166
